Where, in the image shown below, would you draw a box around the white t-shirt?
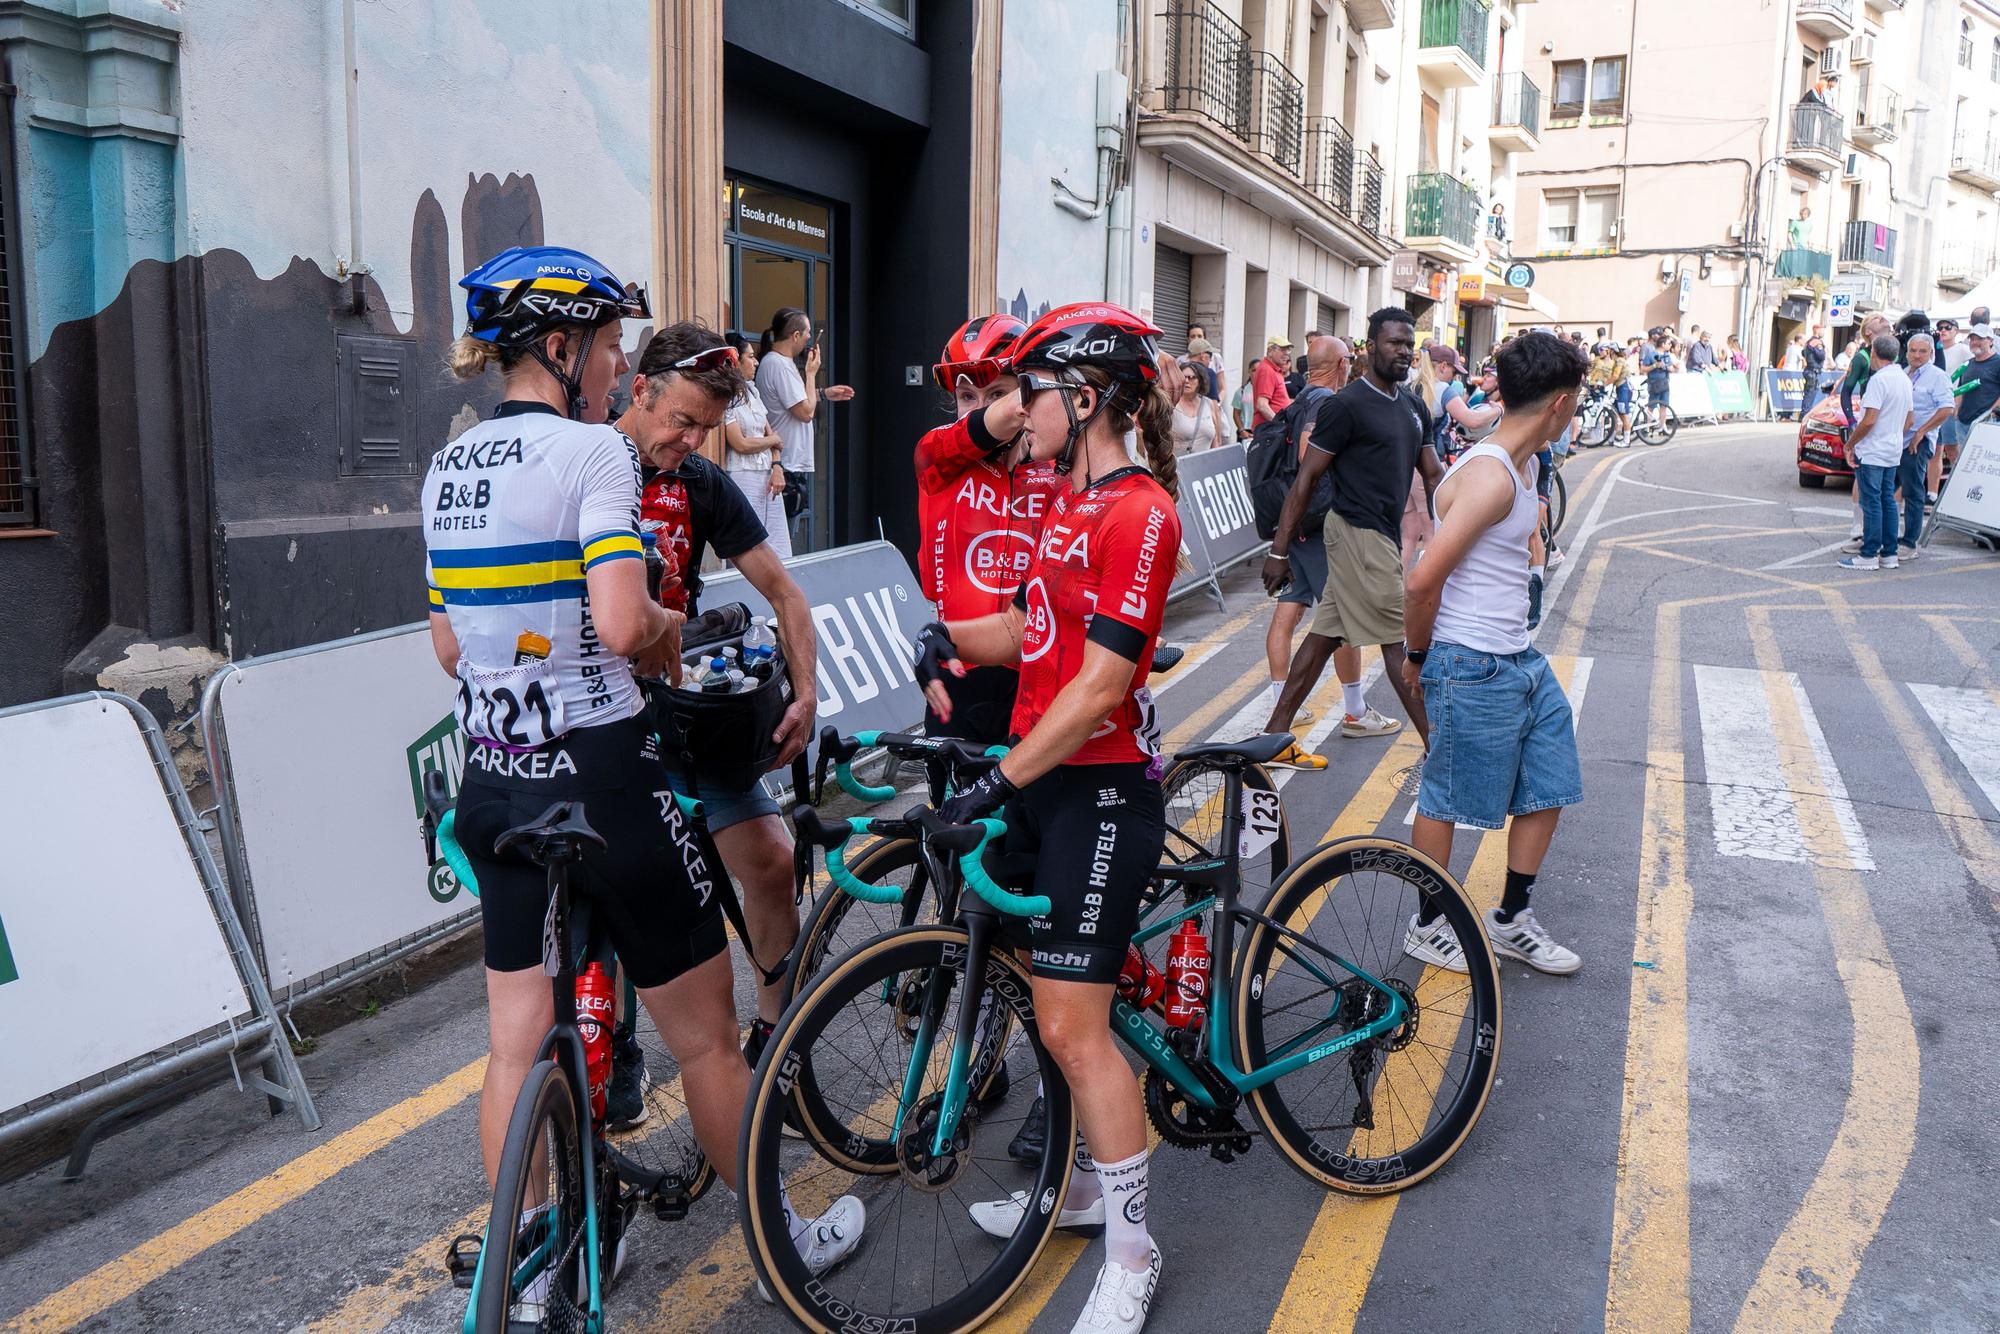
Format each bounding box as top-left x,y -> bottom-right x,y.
756,354 -> 816,473
1854,362 -> 1913,467
723,392 -> 774,473
1944,340 -> 1972,376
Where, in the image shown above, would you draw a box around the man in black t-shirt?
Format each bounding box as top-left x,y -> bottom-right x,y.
1257,308 -> 1435,768
617,322 -> 821,1104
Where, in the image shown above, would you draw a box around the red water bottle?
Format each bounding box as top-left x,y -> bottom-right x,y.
576,962 -> 616,1122
1163,919 -> 1210,1030
1116,944 -> 1167,1010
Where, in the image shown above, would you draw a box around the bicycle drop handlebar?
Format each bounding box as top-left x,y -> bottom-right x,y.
814,725 -> 1008,804
791,802 -> 1050,919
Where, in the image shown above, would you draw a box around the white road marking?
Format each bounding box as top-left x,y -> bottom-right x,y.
1693,665 -> 1872,870
1907,682 -> 2000,818
1620,478 -> 1783,506
1761,537 -> 1856,571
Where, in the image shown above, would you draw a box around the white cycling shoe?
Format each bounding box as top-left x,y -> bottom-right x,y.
1071,1242 -> 1162,1333
968,1188 -> 1105,1239
757,1195 -> 867,1304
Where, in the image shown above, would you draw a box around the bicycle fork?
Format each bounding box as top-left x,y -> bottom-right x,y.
892,903 -> 999,1168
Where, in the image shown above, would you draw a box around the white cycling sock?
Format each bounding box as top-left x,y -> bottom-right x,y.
1094,1148 -> 1153,1271
1341,682 -> 1366,717
1064,1139 -> 1103,1210
1266,679 -> 1284,710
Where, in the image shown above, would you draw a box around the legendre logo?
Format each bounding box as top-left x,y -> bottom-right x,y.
1118,504 -> 1167,620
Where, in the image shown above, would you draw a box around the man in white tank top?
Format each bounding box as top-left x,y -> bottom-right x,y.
1399,332 -> 1589,978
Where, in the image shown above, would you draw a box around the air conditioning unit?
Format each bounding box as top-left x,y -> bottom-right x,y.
1820,44 -> 1845,76
1850,32 -> 1876,64
1843,152 -> 1865,181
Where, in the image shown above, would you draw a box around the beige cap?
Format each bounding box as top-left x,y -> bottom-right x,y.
1267,332 -> 1294,348
1187,337 -> 1214,355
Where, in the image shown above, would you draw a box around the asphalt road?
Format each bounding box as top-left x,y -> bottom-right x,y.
4,423 -> 1998,1333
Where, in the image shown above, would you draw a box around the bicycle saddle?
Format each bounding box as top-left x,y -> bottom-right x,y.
1174,732 -> 1295,766
494,801 -> 606,863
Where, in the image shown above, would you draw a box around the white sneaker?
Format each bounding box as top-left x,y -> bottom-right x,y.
1612,436 -> 1632,449
1403,913 -> 1468,973
1837,555 -> 1879,571
1070,1242 -> 1161,1334
1880,554 -> 1900,569
1484,908 -> 1582,975
969,1188 -> 1105,1239
1341,707 -> 1403,739
1841,537 -> 1864,554
1294,702 -> 1317,725
758,1195 -> 867,1303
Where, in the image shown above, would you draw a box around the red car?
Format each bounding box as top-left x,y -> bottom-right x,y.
1797,392 -> 1852,488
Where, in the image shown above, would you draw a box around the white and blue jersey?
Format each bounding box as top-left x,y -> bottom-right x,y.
422,401 -> 645,747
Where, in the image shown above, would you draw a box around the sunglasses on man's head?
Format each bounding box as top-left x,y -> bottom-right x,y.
671,345 -> 740,373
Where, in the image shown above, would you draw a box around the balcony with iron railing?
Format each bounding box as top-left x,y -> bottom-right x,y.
1415,0 -> 1490,89
1937,241 -> 1990,289
1951,128 -> 2000,190
1403,172 -> 1481,261
1796,0 -> 1856,39
1250,50 -> 1305,177
1304,116 -> 1356,215
1775,247 -> 1834,284
1354,149 -> 1387,236
1490,71 -> 1542,153
1787,99 -> 1844,167
1159,1 -> 1252,141
1851,86 -> 1899,145
1838,219 -> 1897,270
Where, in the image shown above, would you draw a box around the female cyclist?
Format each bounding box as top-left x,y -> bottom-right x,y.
426,246 -> 860,1309
915,313 -> 1066,743
913,303 -> 1182,1334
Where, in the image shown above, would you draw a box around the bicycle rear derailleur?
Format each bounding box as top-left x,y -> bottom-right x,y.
1143,1069 -> 1253,1162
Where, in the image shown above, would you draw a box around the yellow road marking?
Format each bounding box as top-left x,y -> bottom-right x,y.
3,1058 -> 486,1334
298,1056 -> 711,1334
1920,613 -> 1998,690
1266,656 -> 1583,1334
1726,614 -> 1917,1332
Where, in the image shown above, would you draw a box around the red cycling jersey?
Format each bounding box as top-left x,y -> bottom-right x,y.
1010,466 -> 1181,769
915,410 -> 1065,622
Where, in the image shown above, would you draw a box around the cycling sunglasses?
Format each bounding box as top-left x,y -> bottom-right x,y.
933,359 -> 1010,391
1015,370 -> 1080,401
671,345 -> 740,373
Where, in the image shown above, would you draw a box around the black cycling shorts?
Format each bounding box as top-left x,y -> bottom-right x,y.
1001,762 -> 1165,984
453,713 -> 727,990
926,664 -> 1019,747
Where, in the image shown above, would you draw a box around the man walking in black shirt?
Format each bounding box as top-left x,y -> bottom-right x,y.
1258,308 -> 1436,768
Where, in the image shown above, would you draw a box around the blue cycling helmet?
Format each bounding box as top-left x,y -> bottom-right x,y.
459,246 -> 651,418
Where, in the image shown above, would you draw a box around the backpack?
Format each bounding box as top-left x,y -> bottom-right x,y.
1247,386 -> 1333,540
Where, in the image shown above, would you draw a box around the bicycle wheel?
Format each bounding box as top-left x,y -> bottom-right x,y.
1548,467 -> 1569,537
477,1060 -> 590,1333
741,926 -> 1076,1333
1161,756 -> 1290,892
607,997 -> 716,1207
1232,836 -> 1501,1194
1576,404 -> 1611,449
1638,406 -> 1679,445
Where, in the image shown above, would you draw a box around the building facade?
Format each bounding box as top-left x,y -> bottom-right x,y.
1517,0 -> 1960,370
1936,0 -> 2000,307
0,0 -> 986,710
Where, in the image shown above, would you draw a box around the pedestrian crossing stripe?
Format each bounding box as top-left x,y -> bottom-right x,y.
1905,682 -> 2000,820
1692,664 -> 1874,871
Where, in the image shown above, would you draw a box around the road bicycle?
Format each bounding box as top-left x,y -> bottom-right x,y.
738,732 -> 1503,1333
422,774 -> 720,1334
1575,384 -> 1618,450
1631,382 -> 1680,445
780,646 -> 1294,1009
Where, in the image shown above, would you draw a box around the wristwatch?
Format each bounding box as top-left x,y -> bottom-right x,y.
1404,645 -> 1429,666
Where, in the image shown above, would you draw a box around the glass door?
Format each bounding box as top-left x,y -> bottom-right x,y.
725,176 -> 836,552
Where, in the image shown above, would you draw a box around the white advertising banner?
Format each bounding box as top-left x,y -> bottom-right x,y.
1667,372 -> 1716,419
212,628 -> 470,994
0,698 -> 252,1112
1934,423 -> 2000,538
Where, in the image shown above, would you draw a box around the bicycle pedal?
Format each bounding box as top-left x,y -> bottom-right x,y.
445,1233 -> 482,1290
652,1193 -> 692,1222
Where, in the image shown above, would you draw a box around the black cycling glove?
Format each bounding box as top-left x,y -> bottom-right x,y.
913,621 -> 962,687
937,764 -> 1018,827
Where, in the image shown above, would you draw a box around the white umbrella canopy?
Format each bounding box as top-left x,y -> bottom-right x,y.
1930,268 -> 2000,322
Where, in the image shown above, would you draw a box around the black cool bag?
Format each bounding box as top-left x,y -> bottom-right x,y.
643,602 -> 793,792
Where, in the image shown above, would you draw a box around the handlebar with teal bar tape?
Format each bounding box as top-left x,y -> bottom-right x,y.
819,813 -> 1050,918
833,731 -> 897,803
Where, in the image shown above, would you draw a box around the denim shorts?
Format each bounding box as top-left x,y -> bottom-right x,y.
1277,535 -> 1329,607
1417,643 -> 1583,829
1938,415 -> 1966,450
659,753 -> 781,832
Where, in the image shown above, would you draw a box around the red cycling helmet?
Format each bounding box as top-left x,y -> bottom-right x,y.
933,313 -> 1027,390
1009,302 -> 1164,475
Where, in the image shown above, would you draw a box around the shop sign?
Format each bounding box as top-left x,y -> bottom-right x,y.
1457,272 -> 1487,303
1391,250 -> 1421,290
1503,261 -> 1535,289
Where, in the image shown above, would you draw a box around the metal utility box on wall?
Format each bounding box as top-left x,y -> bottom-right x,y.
335,334 -> 419,478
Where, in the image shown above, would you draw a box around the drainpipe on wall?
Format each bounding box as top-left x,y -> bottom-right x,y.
338,0 -> 369,313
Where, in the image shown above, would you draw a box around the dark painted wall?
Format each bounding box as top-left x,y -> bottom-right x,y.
723,0 -> 973,560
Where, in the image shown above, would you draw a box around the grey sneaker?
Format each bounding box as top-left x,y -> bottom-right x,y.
1485,908 -> 1582,975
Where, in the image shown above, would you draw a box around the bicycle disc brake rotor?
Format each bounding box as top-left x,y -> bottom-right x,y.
897,1090 -> 972,1192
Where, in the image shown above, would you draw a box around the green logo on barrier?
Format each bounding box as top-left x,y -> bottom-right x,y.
406,714 -> 467,904
0,912 -> 16,986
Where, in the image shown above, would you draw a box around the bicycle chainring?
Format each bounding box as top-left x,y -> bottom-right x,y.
1143,1069 -> 1253,1157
